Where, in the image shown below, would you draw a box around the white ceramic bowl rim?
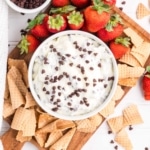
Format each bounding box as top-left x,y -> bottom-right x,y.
5,0 -> 51,14
28,30 -> 118,120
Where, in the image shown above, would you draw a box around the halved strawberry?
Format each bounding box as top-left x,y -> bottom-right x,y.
67,11 -> 84,30
109,37 -> 131,59
27,14 -> 50,39
45,14 -> 67,33
18,34 -> 40,54
97,14 -> 124,42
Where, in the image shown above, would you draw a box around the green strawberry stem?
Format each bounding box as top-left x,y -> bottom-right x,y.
145,66 -> 150,77
115,37 -> 131,47
67,11 -> 83,26
48,15 -> 65,30
92,0 -> 110,13
49,5 -> 76,14
105,14 -> 123,31
27,14 -> 46,30
18,35 -> 30,54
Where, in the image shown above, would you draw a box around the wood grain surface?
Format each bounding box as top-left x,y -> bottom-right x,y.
7,6 -> 150,150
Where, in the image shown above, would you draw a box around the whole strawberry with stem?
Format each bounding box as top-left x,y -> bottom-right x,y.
27,14 -> 50,40
97,14 -> 124,42
18,34 -> 40,54
109,37 -> 131,59
67,11 -> 84,30
45,14 -> 67,33
84,0 -> 111,32
142,66 -> 150,100
51,0 -> 70,7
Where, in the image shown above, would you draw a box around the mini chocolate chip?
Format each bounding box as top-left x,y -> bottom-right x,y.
93,79 -> 97,82
73,41 -> 77,45
119,7 -> 123,11
79,47 -> 82,51
121,1 -> 126,4
59,61 -> 64,65
55,67 -> 59,71
77,78 -> 81,81
87,42 -> 90,46
108,130 -> 112,134
77,64 -> 81,68
44,81 -> 48,84
145,147 -> 149,150
67,102 -> 72,106
53,102 -> 57,105
89,67 -> 94,70
41,69 -> 45,74
94,53 -> 98,56
108,76 -> 114,81
69,63 -> 73,66
52,107 -> 58,112
67,82 -> 72,85
57,86 -> 61,90
46,91 -> 50,94
43,87 -> 46,91
66,54 -> 71,57
58,92 -> 61,96
57,99 -> 61,102
98,63 -> 101,67
129,125 -> 133,130
50,45 -> 53,48
93,83 -> 96,87
84,77 -> 87,81
98,79 -> 104,82
88,51 -> 92,54
104,84 -> 107,88
114,145 -> 118,150
85,60 -> 89,63
82,48 -> 86,52
58,75 -> 63,80
45,76 -> 49,80
86,83 -> 89,86
73,76 -> 76,79
80,54 -> 84,58
53,48 -> 57,52
80,101 -> 83,104
110,140 -> 114,144
70,108 -> 74,111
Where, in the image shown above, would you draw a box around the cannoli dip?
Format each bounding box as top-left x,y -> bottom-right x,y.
32,33 -> 115,116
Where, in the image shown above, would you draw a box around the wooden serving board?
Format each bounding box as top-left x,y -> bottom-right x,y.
7,6 -> 150,150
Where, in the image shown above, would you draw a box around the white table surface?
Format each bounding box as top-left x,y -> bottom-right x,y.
3,0 -> 150,149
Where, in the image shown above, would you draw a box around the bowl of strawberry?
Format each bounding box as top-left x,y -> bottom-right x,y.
5,0 -> 51,14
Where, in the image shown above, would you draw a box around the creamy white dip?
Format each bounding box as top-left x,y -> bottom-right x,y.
32,34 -> 115,116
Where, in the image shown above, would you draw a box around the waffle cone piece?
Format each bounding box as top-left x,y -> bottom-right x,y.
50,128 -> 76,150
136,3 -> 150,19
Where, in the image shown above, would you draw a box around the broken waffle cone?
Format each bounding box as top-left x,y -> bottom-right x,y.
118,77 -> 138,87
38,113 -> 56,129
34,132 -> 48,147
88,114 -> 103,127
25,92 -> 37,109
136,3 -> 150,19
50,128 -> 76,150
76,119 -> 96,133
16,131 -> 32,143
115,128 -> 133,150
7,74 -> 25,109
44,131 -> 63,148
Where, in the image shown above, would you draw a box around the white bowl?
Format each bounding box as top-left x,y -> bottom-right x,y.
5,0 -> 51,14
28,30 -> 118,120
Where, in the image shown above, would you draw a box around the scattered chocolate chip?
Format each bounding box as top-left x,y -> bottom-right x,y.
110,140 -> 114,144
46,91 -> 50,94
42,87 -> 46,91
66,54 -> 71,57
119,7 -> 123,11
85,60 -> 89,63
52,107 -> 58,112
41,69 -> 45,74
67,102 -> 72,106
89,67 -> 94,70
55,67 -> 59,71
114,145 -> 118,150
129,125 -> 133,130
108,130 -> 112,134
108,76 -> 114,81
87,42 -> 90,46
121,1 -> 126,5
145,147 -> 149,150
98,63 -> 101,67
104,84 -> 107,88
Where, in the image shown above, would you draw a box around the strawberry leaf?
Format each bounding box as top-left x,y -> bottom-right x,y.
49,5 -> 76,14
146,66 -> 150,73
105,14 -> 123,31
115,37 -> 131,47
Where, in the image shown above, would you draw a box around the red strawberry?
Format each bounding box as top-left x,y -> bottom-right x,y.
103,0 -> 116,6
97,14 -> 124,42
18,34 -> 40,54
70,0 -> 91,9
27,14 -> 50,39
142,66 -> 150,100
46,14 -> 67,33
51,0 -> 70,7
67,11 -> 84,30
84,0 -> 110,32
109,37 -> 131,59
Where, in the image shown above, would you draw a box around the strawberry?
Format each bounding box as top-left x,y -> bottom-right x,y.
84,0 -> 111,32
27,14 -> 50,39
18,34 -> 40,54
51,0 -> 70,7
45,14 -> 67,33
103,0 -> 116,6
97,14 -> 124,42
70,0 -> 91,9
109,37 -> 131,59
142,66 -> 150,100
67,11 -> 84,30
